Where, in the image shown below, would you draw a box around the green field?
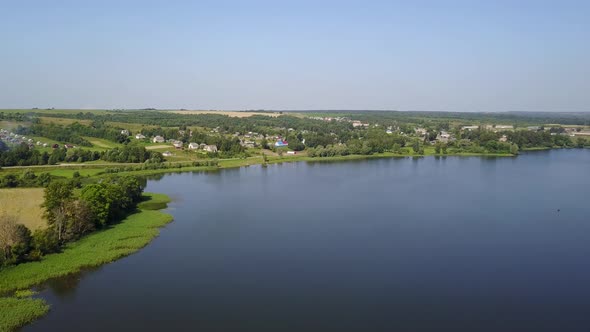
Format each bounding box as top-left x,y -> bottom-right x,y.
82,137 -> 122,150
0,192 -> 173,294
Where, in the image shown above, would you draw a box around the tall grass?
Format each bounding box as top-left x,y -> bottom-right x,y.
0,297 -> 49,332
0,188 -> 46,230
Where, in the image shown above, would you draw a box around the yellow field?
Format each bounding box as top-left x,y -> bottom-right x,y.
146,144 -> 172,150
169,110 -> 283,118
0,188 -> 46,230
39,117 -> 92,125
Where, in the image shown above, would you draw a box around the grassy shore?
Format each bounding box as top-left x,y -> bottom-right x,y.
0,297 -> 49,332
0,193 -> 172,293
0,193 -> 172,331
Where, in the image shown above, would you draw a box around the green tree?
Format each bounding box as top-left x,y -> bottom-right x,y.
43,181 -> 74,242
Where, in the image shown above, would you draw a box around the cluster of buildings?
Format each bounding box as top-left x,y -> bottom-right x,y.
309,116 -> 370,128
0,128 -> 74,150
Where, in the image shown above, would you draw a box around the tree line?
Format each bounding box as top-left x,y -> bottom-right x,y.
0,143 -> 163,167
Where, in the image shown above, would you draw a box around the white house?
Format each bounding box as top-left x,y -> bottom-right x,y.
135,133 -> 146,140
188,142 -> 200,150
173,141 -> 183,149
203,145 -> 218,153
162,151 -> 173,157
121,129 -> 130,136
152,136 -> 165,143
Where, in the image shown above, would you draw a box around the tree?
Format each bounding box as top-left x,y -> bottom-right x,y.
412,140 -> 420,154
63,200 -> 95,242
510,143 -> 519,155
0,215 -> 31,264
434,142 -> 441,154
80,183 -> 112,227
43,181 -> 74,242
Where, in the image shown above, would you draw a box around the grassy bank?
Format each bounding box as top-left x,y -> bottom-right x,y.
0,193 -> 172,331
0,193 -> 172,293
0,297 -> 49,332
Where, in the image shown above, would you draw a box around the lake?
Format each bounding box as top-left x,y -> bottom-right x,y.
24,150 -> 590,332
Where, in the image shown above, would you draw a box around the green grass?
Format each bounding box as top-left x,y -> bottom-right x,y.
48,168 -> 106,178
0,193 -> 173,294
0,297 -> 49,332
137,193 -> 171,210
81,137 -> 122,151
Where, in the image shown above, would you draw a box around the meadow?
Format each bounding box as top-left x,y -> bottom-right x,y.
0,188 -> 46,230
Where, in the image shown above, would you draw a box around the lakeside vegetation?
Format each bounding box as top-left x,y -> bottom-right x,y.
0,193 -> 172,293
0,193 -> 172,331
0,296 -> 49,332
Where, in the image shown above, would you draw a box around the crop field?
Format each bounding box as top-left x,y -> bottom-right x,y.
38,117 -> 92,126
168,110 -> 284,117
0,188 -> 46,230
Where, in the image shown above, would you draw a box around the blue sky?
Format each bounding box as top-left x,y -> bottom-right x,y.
1,0 -> 588,111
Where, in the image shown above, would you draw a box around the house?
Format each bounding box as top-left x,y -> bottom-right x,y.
162,151 -> 173,157
203,145 -> 218,153
64,144 -> 74,149
275,139 -> 288,147
499,135 -> 508,142
240,140 -> 255,148
495,125 -> 514,130
436,131 -> 452,143
415,128 -> 428,136
43,143 -> 48,147
462,125 -> 479,131
188,142 -> 200,150
286,151 -> 296,155
173,141 -> 183,149
135,133 -> 146,139
121,129 -> 130,136
52,144 -> 59,149
152,136 -> 165,143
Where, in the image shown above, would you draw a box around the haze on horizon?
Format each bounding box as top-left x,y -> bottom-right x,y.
1,0 -> 589,112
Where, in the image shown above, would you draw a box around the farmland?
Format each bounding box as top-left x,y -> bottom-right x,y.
0,188 -> 46,230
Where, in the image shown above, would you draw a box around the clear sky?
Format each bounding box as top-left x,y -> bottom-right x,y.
1,0 -> 589,111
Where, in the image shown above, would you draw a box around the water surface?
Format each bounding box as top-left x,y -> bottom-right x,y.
25,150 -> 590,331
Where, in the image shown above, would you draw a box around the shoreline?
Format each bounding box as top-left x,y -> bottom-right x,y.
0,193 -> 173,331
3,146 -> 587,179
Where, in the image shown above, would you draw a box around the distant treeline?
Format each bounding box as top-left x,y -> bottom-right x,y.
15,122 -> 130,146
0,112 -> 33,122
0,143 -> 163,167
306,128 -> 588,158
